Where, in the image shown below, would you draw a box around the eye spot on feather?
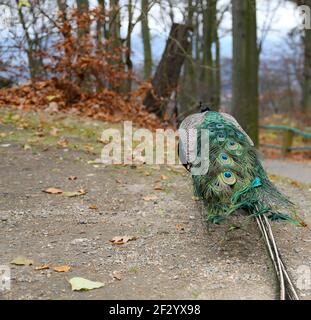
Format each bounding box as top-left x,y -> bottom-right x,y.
226,140 -> 240,151
220,171 -> 237,185
217,132 -> 226,142
218,152 -> 234,166
224,171 -> 232,178
216,123 -> 224,129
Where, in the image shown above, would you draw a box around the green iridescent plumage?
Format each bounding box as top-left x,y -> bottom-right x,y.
180,111 -> 301,225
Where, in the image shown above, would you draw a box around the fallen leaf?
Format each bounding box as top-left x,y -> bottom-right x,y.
68,176 -> 77,180
12,114 -> 21,121
46,95 -> 57,102
57,138 -> 69,147
115,179 -> 123,184
154,183 -> 164,191
35,131 -> 44,137
176,223 -> 185,231
50,127 -> 60,136
161,175 -> 168,180
53,265 -> 71,273
23,144 -> 31,150
84,144 -> 95,153
69,277 -> 104,291
11,256 -> 33,266
192,196 -> 200,201
87,159 -> 104,165
290,180 -> 299,188
110,236 -> 137,245
88,204 -> 98,210
63,189 -> 86,197
143,171 -> 150,176
112,271 -> 123,281
142,195 -> 158,202
43,187 -> 63,194
35,264 -> 50,270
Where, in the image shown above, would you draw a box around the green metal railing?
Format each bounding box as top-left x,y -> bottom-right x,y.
260,124 -> 311,155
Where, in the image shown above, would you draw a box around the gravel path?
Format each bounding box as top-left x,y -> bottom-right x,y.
263,159 -> 311,184
0,116 -> 311,300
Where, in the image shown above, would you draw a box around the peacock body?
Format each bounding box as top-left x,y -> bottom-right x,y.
179,109 -> 301,225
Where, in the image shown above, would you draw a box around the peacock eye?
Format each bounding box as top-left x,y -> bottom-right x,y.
216,123 -> 224,129
220,170 -> 237,185
224,171 -> 231,178
218,153 -> 233,166
217,133 -> 226,142
226,140 -> 240,151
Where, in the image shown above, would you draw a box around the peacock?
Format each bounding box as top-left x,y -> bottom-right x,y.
178,104 -> 304,300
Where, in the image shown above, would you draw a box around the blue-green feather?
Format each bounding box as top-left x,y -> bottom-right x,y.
191,112 -> 301,225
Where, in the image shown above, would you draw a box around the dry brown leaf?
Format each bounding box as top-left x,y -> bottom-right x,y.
112,271 -> 123,281
35,131 -> 44,137
43,187 -> 63,194
84,144 -> 95,154
57,138 -> 69,147
115,179 -> 123,184
89,204 -> 98,210
142,195 -> 158,202
161,175 -> 168,180
35,264 -> 50,270
50,127 -> 60,136
110,236 -> 137,245
12,114 -> 21,121
154,183 -> 164,191
53,265 -> 71,273
176,223 -> 185,231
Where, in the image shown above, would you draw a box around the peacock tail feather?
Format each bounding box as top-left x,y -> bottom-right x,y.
179,111 -> 302,225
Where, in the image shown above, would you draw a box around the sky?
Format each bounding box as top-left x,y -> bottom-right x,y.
128,0 -> 302,63
0,0 -> 305,73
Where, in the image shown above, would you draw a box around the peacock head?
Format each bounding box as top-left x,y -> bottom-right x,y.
199,102 -> 211,113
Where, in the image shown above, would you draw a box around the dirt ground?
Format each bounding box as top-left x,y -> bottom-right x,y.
0,112 -> 311,300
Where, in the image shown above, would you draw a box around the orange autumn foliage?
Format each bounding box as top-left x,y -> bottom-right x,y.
0,7 -> 163,130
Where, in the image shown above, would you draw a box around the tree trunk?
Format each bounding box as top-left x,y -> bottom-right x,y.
16,0 -> 41,80
109,0 -> 121,49
57,0 -> 67,19
124,0 -> 134,92
141,0 -> 153,79
302,0 -> 311,112
179,0 -> 196,116
143,23 -> 192,119
214,28 -> 221,109
232,0 -> 259,145
201,0 -> 217,109
76,0 -> 90,38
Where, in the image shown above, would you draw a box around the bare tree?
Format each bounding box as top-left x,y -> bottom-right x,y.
232,0 -> 259,145
141,0 -> 153,79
